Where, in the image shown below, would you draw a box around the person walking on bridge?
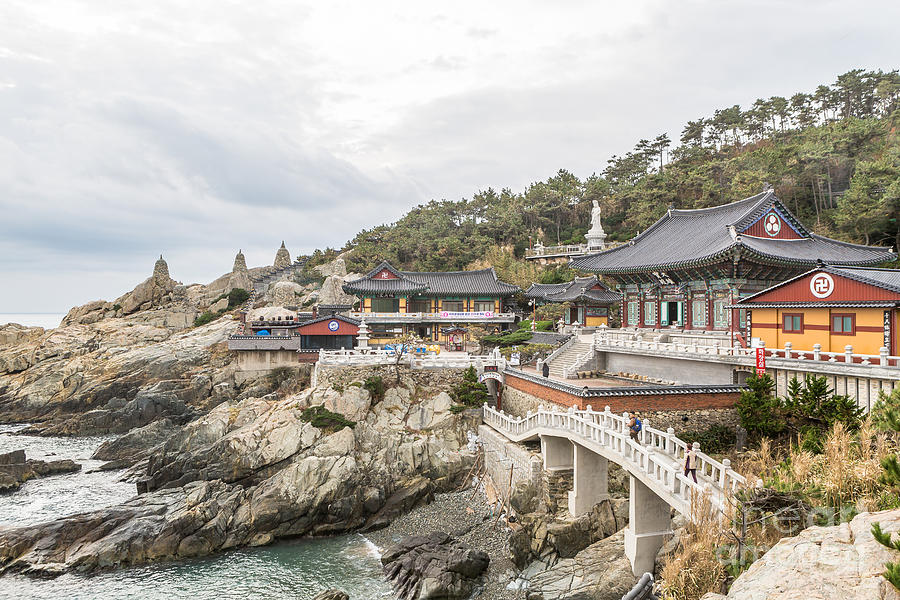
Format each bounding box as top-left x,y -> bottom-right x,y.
628,414 -> 642,443
684,443 -> 698,483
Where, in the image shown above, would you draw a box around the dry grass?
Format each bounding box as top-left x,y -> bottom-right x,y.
659,491 -> 728,600
660,419 -> 900,600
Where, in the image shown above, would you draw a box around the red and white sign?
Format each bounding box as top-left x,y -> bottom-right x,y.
809,272 -> 835,299
755,348 -> 766,375
440,311 -> 494,319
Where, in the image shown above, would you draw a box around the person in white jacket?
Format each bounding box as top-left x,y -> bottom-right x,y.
684,443 -> 698,483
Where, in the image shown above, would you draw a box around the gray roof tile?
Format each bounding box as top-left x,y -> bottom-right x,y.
525,276 -> 620,303
571,191 -> 894,273
343,261 -> 520,297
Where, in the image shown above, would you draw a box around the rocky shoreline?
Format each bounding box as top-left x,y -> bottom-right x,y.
366,489 -> 524,600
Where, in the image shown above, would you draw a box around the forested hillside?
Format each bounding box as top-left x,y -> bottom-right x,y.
331,69 -> 900,277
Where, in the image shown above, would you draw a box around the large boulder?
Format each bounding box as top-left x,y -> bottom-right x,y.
526,530 -> 636,600
382,531 -> 489,600
510,498 -> 627,568
701,509 -> 900,600
269,281 -> 305,307
92,418 -> 178,467
0,323 -> 45,346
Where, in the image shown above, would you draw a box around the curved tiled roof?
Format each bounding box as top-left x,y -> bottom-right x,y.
525,276 -> 620,304
343,261 -> 520,297
570,191 -> 894,273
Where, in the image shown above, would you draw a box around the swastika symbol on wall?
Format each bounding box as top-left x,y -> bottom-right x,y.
809,272 -> 834,298
764,212 -> 781,236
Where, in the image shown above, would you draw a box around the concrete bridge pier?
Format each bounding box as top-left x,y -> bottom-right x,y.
568,443 -> 609,516
540,435 -> 573,471
624,475 -> 673,576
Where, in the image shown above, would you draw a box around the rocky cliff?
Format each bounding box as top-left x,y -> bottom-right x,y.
0,314 -> 248,435
0,369 -> 479,575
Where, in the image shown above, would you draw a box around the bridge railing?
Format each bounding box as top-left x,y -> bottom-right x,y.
483,403 -> 746,513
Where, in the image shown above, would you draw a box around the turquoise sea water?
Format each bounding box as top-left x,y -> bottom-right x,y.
0,426 -> 393,600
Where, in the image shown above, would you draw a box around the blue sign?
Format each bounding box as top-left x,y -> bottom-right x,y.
327,320 -> 340,332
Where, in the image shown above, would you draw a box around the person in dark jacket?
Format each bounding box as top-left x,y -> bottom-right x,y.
542,362 -> 550,378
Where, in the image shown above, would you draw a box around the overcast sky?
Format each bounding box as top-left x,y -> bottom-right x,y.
2,0 -> 899,314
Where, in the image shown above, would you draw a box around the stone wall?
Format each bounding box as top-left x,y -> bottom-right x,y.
479,424 -> 542,503
313,363 -> 466,392
600,350 -> 737,385
501,372 -> 739,435
543,469 -> 574,515
234,350 -> 301,372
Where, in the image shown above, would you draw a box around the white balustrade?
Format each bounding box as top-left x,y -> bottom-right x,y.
592,331 -> 900,371
482,403 -> 746,517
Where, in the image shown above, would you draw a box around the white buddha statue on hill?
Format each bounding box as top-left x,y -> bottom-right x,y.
585,200 -> 607,251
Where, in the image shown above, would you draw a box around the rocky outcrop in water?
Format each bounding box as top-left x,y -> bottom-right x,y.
0,450 -> 80,493
701,509 -> 900,600
381,532 -> 490,600
0,369 -> 479,575
92,419 -> 178,470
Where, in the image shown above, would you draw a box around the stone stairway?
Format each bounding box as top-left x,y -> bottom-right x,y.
546,337 -> 594,379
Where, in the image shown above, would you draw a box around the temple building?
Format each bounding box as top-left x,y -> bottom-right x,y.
342,261 -> 519,346
227,305 -> 359,370
524,276 -> 620,327
570,190 -> 894,337
735,265 -> 900,355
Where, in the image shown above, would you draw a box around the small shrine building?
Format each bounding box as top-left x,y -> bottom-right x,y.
570,190 -> 894,336
523,276 -> 620,326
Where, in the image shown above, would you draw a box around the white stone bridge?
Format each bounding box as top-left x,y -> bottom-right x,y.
483,404 -> 746,575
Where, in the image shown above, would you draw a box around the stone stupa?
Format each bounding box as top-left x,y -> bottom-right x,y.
273,241 -> 292,270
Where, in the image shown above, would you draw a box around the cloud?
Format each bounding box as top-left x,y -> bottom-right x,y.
0,0 -> 898,314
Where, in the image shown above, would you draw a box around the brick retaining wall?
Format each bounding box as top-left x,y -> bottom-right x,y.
502,371 -> 740,434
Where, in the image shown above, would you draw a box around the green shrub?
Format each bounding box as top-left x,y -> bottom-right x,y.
482,329 -> 533,347
112,303 -> 122,312
348,381 -> 362,388
193,311 -> 218,327
227,288 -> 251,308
871,388 -> 900,432
517,319 -> 553,332
736,374 -> 783,438
363,375 -> 385,402
736,374 -> 862,445
679,425 -> 736,454
300,405 -> 356,433
451,366 -> 490,407
449,405 -> 468,414
331,383 -> 344,393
